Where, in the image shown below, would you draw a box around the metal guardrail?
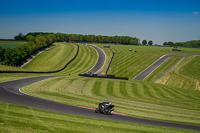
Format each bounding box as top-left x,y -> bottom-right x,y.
105,52 -> 114,75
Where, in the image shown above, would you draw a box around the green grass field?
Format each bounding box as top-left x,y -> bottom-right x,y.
0,65 -> 26,71
22,43 -> 98,74
179,56 -> 200,80
1,101 -> 195,133
0,43 -> 98,82
1,43 -> 200,132
0,41 -> 26,49
145,55 -> 184,82
23,43 -> 77,72
21,76 -> 200,125
55,44 -> 98,75
107,45 -> 200,79
155,56 -> 200,90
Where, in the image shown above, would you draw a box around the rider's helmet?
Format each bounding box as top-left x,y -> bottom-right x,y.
107,100 -> 111,104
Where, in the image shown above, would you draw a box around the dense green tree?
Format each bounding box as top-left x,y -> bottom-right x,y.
14,33 -> 26,40
163,42 -> 168,46
130,39 -> 138,45
35,34 -> 47,48
56,33 -> 65,42
0,47 -> 5,63
148,40 -> 153,45
46,34 -> 56,45
142,40 -> 147,45
3,48 -> 12,65
168,42 -> 174,47
26,35 -> 35,42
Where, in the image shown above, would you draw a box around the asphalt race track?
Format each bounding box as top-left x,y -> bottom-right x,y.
1,48 -> 200,131
133,54 -> 200,80
0,76 -> 200,131
87,45 -> 105,73
133,54 -> 180,80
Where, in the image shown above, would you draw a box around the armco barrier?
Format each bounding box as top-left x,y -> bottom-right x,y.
0,44 -> 79,74
79,74 -> 128,80
105,52 -> 114,75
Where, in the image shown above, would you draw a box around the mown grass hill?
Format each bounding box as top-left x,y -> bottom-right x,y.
0,42 -> 200,132
105,44 -> 200,79
153,55 -> 200,90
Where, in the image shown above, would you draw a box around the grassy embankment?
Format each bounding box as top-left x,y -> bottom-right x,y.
1,44 -> 200,132
0,43 -> 98,82
23,43 -> 77,72
21,76 -> 200,126
179,56 -> 200,80
55,44 -> 98,75
155,56 -> 200,90
0,41 -> 26,49
107,45 -> 200,79
1,102 -> 195,133
145,55 -> 185,82
0,65 -> 26,71
0,42 -> 78,81
23,43 -> 98,75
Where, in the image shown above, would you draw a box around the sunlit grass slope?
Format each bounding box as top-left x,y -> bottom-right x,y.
155,56 -> 200,90
23,43 -> 77,72
0,65 -> 26,71
0,43 -> 98,82
107,45 -> 200,79
0,41 -> 26,49
180,56 -> 200,80
56,44 -> 98,75
1,102 -> 194,133
21,76 -> 200,125
145,56 -> 184,82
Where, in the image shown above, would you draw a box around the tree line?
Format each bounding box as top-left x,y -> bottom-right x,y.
2,32 -> 198,67
0,34 -> 57,66
142,40 -> 153,45
163,40 -> 200,48
1,32 -> 140,66
15,32 -> 140,45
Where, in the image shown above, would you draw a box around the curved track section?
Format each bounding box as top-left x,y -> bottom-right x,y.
0,76 -> 200,131
86,45 -> 106,73
133,54 -> 180,80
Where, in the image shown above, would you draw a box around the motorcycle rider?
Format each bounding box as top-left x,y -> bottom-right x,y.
100,100 -> 112,109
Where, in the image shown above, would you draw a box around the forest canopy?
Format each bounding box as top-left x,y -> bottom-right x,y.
15,32 -> 140,45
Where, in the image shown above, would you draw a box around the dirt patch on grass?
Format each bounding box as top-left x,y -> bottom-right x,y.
196,82 -> 200,91
155,74 -> 170,85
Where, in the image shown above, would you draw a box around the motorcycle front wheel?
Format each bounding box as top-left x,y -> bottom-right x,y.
95,108 -> 99,113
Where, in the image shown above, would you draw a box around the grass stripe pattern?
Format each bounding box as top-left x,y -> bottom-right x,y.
23,43 -> 77,72
21,76 -> 200,125
0,101 -> 194,133
107,45 -> 200,79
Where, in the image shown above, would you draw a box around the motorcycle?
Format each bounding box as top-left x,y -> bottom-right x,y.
95,104 -> 114,115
